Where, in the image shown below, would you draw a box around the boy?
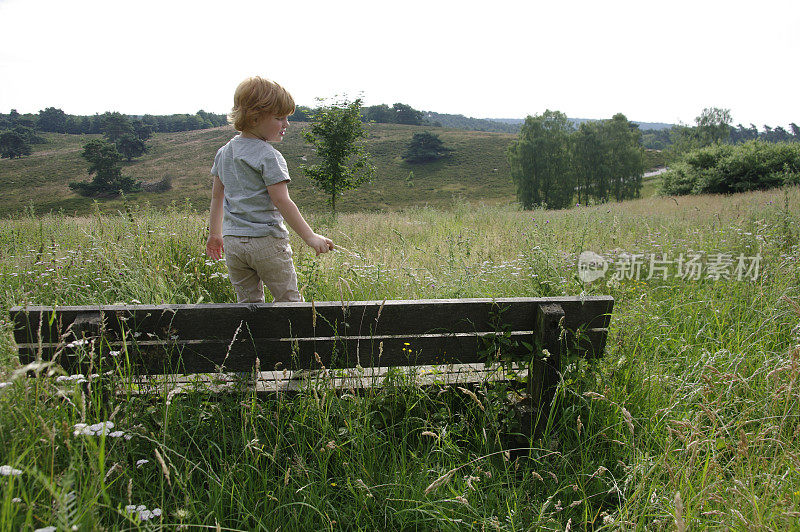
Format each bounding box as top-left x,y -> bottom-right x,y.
205,76 -> 333,303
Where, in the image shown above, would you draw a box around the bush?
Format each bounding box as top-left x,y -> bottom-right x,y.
402,132 -> 453,164
660,140 -> 800,196
0,130 -> 31,159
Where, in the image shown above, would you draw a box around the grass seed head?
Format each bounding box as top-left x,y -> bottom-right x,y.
425,469 -> 455,495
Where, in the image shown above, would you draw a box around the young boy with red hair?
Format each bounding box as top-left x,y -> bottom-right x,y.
206,76 -> 333,302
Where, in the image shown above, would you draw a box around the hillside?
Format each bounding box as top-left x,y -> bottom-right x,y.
0,123 -> 517,217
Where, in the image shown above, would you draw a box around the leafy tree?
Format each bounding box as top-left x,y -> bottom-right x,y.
392,103 -> 424,125
402,132 -> 452,163
571,121 -> 607,205
289,106 -> 313,122
301,97 -> 375,213
8,109 -> 20,127
602,114 -> 644,202
363,104 -> 394,123
669,107 -> 732,157
0,131 -> 32,158
101,112 -> 135,142
132,120 -> 153,141
571,114 -> 644,203
695,107 -> 732,145
12,125 -> 46,145
69,139 -> 141,196
37,107 -> 67,133
506,110 -> 574,210
116,134 -> 147,161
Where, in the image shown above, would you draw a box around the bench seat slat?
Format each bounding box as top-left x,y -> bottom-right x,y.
16,327 -> 609,375
11,296 -> 613,344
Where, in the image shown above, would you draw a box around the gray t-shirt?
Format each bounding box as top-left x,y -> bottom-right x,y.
211,135 -> 290,238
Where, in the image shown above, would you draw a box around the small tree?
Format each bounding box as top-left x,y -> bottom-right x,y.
402,132 -> 453,163
0,131 -> 32,159
116,134 -> 147,161
69,139 -> 141,196
301,97 -> 375,213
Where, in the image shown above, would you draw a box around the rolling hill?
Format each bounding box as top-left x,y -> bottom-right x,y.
0,122 -> 517,217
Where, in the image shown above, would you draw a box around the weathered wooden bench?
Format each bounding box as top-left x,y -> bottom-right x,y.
10,296 -> 613,404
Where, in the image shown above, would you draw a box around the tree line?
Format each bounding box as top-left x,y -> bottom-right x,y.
0,108 -> 227,136
507,111 -> 644,210
641,111 -> 799,151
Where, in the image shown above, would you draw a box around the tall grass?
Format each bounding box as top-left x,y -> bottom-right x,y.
1,187 -> 799,529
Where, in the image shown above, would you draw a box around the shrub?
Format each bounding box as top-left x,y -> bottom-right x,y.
660,140 -> 800,196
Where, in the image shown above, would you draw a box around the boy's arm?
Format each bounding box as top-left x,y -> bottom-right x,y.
267,181 -> 334,256
206,175 -> 225,259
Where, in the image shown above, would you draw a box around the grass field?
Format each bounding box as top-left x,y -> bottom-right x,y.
1,187 -> 799,530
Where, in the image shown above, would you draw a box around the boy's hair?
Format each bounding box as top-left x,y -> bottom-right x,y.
229,77 -> 296,132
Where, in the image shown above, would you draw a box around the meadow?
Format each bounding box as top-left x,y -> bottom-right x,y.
0,124 -> 516,218
0,187 -> 799,530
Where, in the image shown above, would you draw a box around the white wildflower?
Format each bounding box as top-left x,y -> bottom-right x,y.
57,374 -> 87,384
0,465 -> 23,476
73,421 -> 118,437
126,504 -> 161,521
65,338 -> 90,349
11,497 -> 21,503
136,459 -> 149,468
0,382 -> 11,389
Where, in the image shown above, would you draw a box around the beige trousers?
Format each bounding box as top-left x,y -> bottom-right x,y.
223,235 -> 303,303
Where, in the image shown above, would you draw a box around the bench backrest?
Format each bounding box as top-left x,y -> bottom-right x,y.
10,296 -> 613,375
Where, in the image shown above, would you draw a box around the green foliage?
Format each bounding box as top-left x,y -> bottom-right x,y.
69,139 -> 141,197
600,113 -> 645,202
101,112 -> 136,142
37,106 -> 68,133
668,107 -> 733,158
362,103 -> 394,123
115,134 -> 147,161
0,130 -> 31,159
507,110 -> 575,210
391,103 -> 424,125
301,97 -> 375,213
11,125 -> 46,144
660,140 -> 800,195
402,132 -> 453,163
695,107 -> 733,145
289,105 -> 313,122
361,103 -> 425,125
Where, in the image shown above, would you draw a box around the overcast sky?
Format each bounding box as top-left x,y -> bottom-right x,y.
1,0 -> 798,127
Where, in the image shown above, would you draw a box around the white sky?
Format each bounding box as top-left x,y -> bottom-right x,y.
1,0 -> 798,127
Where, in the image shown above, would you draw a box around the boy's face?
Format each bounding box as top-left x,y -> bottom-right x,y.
252,114 -> 289,142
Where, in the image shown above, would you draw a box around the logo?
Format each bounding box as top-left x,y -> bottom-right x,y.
577,251 -> 609,283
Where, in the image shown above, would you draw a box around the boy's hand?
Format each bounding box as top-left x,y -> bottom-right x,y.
305,233 -> 334,256
206,234 -> 224,260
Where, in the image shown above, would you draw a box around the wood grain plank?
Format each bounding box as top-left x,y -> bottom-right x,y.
10,296 -> 613,343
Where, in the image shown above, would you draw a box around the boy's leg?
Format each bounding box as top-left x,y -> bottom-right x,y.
223,236 -> 266,303
250,236 -> 303,302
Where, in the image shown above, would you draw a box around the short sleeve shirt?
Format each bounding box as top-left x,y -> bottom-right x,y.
211,135 -> 290,238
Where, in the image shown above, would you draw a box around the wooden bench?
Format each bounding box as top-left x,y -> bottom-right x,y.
9,296 -> 613,404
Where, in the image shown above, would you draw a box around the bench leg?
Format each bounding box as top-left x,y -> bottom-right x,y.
526,303 -> 564,438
